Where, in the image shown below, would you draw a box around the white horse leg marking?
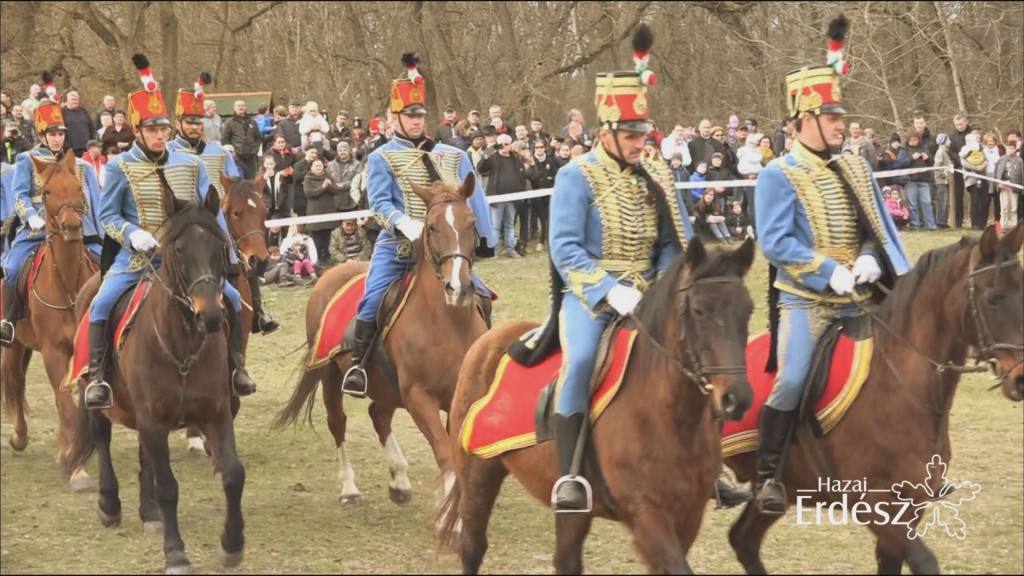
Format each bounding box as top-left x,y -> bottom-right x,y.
187,435 -> 206,454
337,442 -> 361,501
436,469 -> 463,533
445,205 -> 462,294
385,433 -> 412,493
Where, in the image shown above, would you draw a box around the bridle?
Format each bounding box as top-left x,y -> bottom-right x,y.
633,275 -> 749,395
420,196 -> 475,284
31,170 -> 89,311
965,258 -> 1024,376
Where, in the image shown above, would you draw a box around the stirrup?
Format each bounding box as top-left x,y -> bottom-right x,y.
341,364 -> 368,398
84,381 -> 113,410
551,474 -> 593,514
0,320 -> 14,347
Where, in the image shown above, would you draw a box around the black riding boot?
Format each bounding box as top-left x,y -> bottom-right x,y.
0,286 -> 16,347
247,267 -> 279,334
552,413 -> 589,511
226,305 -> 257,396
754,405 -> 797,515
341,319 -> 376,397
85,322 -> 113,410
713,471 -> 753,509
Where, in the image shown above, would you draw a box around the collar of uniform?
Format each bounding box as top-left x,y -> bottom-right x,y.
390,133 -> 432,151
790,139 -> 830,171
172,135 -> 198,153
33,145 -> 55,157
593,143 -> 634,176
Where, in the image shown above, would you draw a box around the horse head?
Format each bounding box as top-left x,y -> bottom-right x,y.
968,224 -> 1024,401
640,236 -> 757,421
159,182 -> 231,334
408,173 -> 478,307
220,172 -> 270,268
31,152 -> 85,242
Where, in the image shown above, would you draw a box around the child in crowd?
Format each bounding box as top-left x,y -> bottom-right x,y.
883,186 -> 910,229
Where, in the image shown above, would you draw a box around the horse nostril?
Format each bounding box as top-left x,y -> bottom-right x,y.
1015,375 -> 1024,395
723,392 -> 737,414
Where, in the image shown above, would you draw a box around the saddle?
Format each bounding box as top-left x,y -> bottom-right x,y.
796,312 -> 873,433
339,274 -> 415,395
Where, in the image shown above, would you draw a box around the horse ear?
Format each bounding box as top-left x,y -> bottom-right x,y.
684,237 -> 707,272
408,178 -> 432,205
205,184 -> 221,217
730,237 -> 757,276
63,149 -> 77,172
30,155 -> 48,176
977,224 -> 1000,264
220,173 -> 235,196
999,221 -> 1023,255
253,172 -> 265,197
459,172 -> 475,200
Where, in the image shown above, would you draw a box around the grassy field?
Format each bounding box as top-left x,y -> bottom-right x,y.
1,229 -> 1022,575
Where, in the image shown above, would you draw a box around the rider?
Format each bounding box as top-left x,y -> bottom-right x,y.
752,16 -> 911,515
83,54 -> 258,410
167,71 -> 280,336
1,73 -> 103,347
340,53 -> 497,398
545,26 -> 704,512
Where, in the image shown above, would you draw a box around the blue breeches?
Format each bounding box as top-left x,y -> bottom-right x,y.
554,293 -> 615,416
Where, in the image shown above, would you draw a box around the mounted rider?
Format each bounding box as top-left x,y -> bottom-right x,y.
1,73 -> 103,347
83,54 -> 258,410
752,16 -> 911,515
167,71 -> 280,336
340,53 -> 497,398
530,26 -> 713,512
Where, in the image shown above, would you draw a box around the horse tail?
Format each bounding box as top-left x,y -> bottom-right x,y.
63,385 -> 95,476
273,346 -> 321,430
436,472 -> 462,550
0,350 -> 28,419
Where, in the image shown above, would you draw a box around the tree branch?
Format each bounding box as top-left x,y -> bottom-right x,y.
231,3 -> 277,35
539,1 -> 653,81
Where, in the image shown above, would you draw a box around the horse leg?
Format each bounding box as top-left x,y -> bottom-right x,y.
138,424 -> 190,574
554,513 -> 595,575
139,442 -> 163,534
401,383 -> 452,489
2,343 -> 31,452
369,400 -> 411,505
870,522 -> 939,575
627,506 -> 692,574
39,348 -> 93,492
199,412 -> 246,569
455,458 -> 508,575
185,426 -> 206,458
322,364 -> 362,504
728,501 -> 783,575
92,412 -> 122,528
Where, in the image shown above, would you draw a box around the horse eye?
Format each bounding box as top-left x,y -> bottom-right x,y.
692,306 -> 707,319
232,211 -> 241,219
985,291 -> 1004,307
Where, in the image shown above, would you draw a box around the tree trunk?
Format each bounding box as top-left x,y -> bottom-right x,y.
161,2 -> 180,118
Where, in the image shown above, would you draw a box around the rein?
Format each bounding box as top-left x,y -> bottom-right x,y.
631,275 -> 748,395
420,196 -> 475,283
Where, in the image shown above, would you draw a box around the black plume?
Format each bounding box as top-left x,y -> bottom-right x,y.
131,53 -> 150,70
632,23 -> 654,53
41,71 -> 53,84
401,52 -> 419,68
827,15 -> 848,41
199,71 -> 213,85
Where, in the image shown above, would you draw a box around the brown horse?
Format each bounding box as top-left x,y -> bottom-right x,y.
64,187 -> 246,575
438,238 -> 757,574
725,224 -> 1024,575
184,173 -> 269,458
1,152 -> 97,492
276,174 -> 488,508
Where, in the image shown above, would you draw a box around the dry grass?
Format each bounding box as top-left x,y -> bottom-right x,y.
1,229 -> 1021,574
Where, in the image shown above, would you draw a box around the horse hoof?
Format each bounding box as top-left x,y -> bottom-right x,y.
9,434 -> 27,452
97,507 -> 121,528
165,550 -> 191,575
218,544 -> 244,568
214,471 -> 223,483
165,565 -> 191,575
69,471 -> 95,494
339,493 -> 362,506
143,521 -> 164,536
389,486 -> 412,505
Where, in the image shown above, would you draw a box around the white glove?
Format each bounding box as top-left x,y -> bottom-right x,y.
128,229 -> 159,253
828,265 -> 856,296
395,216 -> 424,242
27,215 -> 45,232
606,284 -> 643,316
851,255 -> 882,285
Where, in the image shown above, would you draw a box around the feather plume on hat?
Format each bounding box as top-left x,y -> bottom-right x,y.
402,52 -> 423,86
826,15 -> 850,76
41,71 -> 58,103
132,53 -> 158,92
632,24 -> 656,86
194,71 -> 212,95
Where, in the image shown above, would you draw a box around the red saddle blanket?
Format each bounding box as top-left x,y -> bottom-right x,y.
720,332 -> 873,458
459,327 -> 638,459
1,247 -> 48,322
307,273 -> 368,371
66,282 -> 150,390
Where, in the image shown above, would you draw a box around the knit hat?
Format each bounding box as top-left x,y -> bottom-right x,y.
936,133 -> 949,146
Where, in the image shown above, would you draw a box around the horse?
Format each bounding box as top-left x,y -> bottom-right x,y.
184,173 -> 270,459
438,237 -> 758,575
725,223 -> 1024,575
1,151 -> 97,492
275,173 -> 489,508
64,186 -> 246,575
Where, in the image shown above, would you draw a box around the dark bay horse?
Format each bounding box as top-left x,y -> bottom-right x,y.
438,238 -> 757,574
184,173 -> 269,458
65,187 -> 246,575
276,174 -> 488,509
726,224 -> 1024,575
1,152 -> 97,492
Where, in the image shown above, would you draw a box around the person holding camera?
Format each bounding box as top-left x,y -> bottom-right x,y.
1,121 -> 29,165
477,133 -> 536,257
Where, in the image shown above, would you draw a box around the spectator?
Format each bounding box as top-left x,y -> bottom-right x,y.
298,101 -> 330,150
275,99 -> 304,153
61,91 -> 94,157
843,121 -> 878,170
477,133 -> 536,257
759,135 -> 775,166
329,219 -> 372,264
1,121 -> 30,164
291,147 -> 319,217
302,158 -> 339,260
82,139 -> 106,187
527,118 -> 549,148
960,132 -> 989,230
222,100 -> 261,179
736,133 -> 764,227
100,110 -> 134,155
201,100 -> 222,143
949,113 -> 972,228
879,133 -> 910,194
262,246 -> 295,286
883,186 -> 910,229
328,110 -> 352,150
260,155 -> 291,247
661,123 -> 692,167
992,140 -> 1021,230
693,189 -> 732,244
95,111 -> 113,140
725,201 -> 755,241
933,133 -> 953,228
528,143 -> 558,253
93,94 -> 116,133
11,104 -> 35,147
326,141 -> 362,212
559,108 -> 587,139
434,105 -> 458,146
282,234 -> 318,285
772,116 -> 795,157
904,132 -> 937,230
688,119 -> 715,173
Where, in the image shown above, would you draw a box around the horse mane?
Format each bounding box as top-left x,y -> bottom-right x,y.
878,237 -> 976,326
157,202 -> 230,259
225,177 -> 255,202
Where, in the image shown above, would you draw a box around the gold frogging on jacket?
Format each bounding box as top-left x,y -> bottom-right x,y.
378,149 -> 460,224
118,156 -> 199,236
